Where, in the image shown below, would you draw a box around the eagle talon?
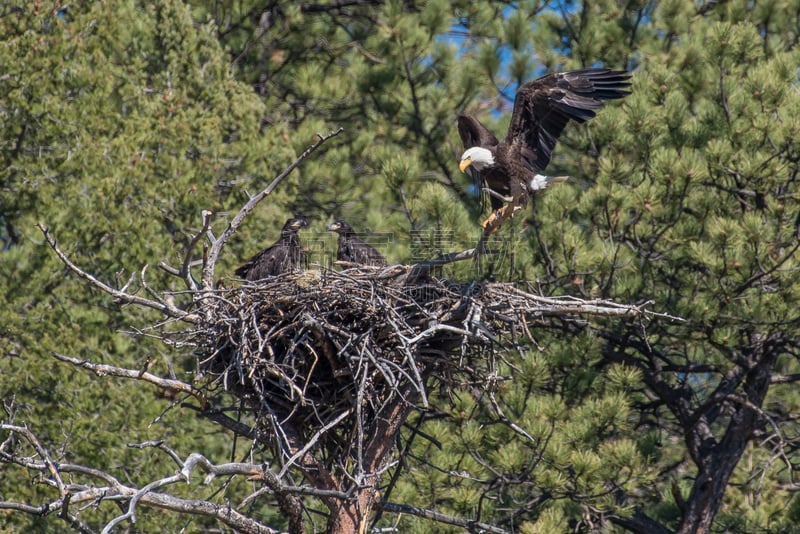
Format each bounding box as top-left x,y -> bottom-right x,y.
496,204 -> 513,219
481,211 -> 499,229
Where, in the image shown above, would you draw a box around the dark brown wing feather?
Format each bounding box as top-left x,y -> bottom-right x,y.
506,68 -> 631,173
235,234 -> 304,280
338,235 -> 387,267
457,114 -> 500,149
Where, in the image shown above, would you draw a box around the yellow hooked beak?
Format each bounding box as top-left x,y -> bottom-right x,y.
459,157 -> 472,174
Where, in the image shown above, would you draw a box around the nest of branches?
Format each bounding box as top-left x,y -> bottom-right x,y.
196,266 -> 645,463
197,268 -> 492,454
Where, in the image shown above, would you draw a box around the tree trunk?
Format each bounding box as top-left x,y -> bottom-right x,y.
325,382 -> 419,533
677,455 -> 739,534
677,334 -> 779,534
326,487 -> 379,534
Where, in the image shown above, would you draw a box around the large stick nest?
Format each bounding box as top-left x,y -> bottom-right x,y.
196,267 -> 644,462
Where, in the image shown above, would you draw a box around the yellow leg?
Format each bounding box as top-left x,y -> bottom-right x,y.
481,203 -> 517,234
480,211 -> 499,229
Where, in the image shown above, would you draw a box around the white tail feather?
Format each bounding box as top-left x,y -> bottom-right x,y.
530,174 -> 569,191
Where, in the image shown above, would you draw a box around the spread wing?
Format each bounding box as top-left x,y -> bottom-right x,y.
457,114 -> 500,149
505,68 -> 631,173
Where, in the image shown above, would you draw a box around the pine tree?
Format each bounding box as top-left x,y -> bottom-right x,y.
0,1 -> 286,531
3,0 -> 800,533
380,1 -> 800,533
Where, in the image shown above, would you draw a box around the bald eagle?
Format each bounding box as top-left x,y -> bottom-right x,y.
458,68 -> 631,232
235,217 -> 308,281
326,221 -> 387,267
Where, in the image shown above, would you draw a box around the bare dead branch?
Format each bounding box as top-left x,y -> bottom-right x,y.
127,440 -> 183,467
159,210 -> 214,291
101,472 -> 186,534
0,499 -> 96,534
52,353 -> 208,410
181,404 -> 258,439
137,492 -> 281,534
381,501 -> 510,534
277,408 -> 353,478
0,424 -> 66,497
486,389 -> 537,445
37,224 -> 200,324
770,373 -> 800,384
180,452 -> 263,483
403,246 -> 507,284
0,424 -> 283,534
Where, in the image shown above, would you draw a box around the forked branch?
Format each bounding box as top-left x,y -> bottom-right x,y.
0,424 -> 290,534
37,223 -> 201,324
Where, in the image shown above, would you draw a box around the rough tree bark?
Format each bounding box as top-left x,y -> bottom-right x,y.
676,333 -> 782,534
324,383 -> 418,534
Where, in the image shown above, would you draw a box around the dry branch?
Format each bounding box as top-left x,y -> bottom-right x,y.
0,424 -> 281,534
52,353 -> 209,409
381,501 -> 510,534
37,223 -> 201,323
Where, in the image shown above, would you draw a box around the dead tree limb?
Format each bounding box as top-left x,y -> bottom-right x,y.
52,353 -> 208,409
0,424 -> 283,534
37,224 -> 201,324
381,501 -> 510,534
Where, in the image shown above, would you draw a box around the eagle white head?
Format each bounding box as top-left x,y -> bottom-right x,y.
459,146 -> 495,173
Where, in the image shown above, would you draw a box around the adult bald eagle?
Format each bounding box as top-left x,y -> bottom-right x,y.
326,221 -> 387,267
235,217 -> 308,281
458,68 -> 631,232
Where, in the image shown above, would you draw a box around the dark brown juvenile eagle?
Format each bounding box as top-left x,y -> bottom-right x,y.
458,68 -> 631,233
326,221 -> 387,267
235,217 -> 308,281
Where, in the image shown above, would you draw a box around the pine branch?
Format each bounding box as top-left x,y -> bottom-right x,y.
380,501 -> 510,534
